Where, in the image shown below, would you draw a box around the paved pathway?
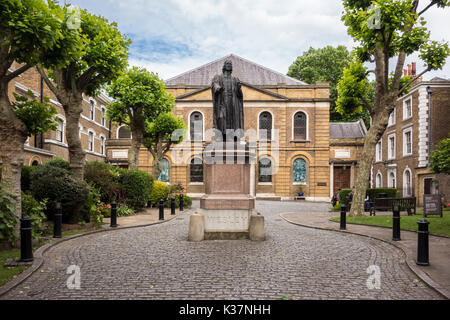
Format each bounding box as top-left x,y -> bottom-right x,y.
0,201 -> 443,300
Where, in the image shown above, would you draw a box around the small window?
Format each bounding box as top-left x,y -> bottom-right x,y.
190,112 -> 203,141
100,136 -> 105,155
88,132 -> 94,151
388,133 -> 395,160
259,112 -> 272,141
56,119 -> 64,142
403,98 -> 412,120
388,108 -> 396,126
190,158 -> 203,182
258,158 -> 272,183
293,112 -> 307,140
403,128 -> 412,156
376,173 -> 382,188
118,126 -> 132,139
101,107 -> 106,126
376,140 -> 382,162
389,171 -> 396,188
90,100 -> 95,120
293,158 -> 307,183
158,158 -> 170,183
404,169 -> 412,197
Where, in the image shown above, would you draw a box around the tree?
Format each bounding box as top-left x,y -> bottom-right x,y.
106,67 -> 175,169
337,0 -> 450,216
38,4 -> 130,179
143,113 -> 186,179
287,45 -> 372,127
429,137 -> 450,174
0,0 -> 71,236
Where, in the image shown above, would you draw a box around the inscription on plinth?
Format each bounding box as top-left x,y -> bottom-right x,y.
202,209 -> 251,232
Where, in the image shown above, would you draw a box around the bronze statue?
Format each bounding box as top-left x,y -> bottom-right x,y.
211,60 -> 244,140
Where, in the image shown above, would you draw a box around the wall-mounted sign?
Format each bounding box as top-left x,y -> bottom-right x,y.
317,182 -> 327,186
334,149 -> 350,159
112,150 -> 128,159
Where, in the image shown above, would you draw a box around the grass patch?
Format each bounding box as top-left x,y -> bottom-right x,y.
0,248 -> 27,287
331,211 -> 450,237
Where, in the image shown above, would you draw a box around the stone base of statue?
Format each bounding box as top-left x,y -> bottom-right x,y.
188,141 -> 264,241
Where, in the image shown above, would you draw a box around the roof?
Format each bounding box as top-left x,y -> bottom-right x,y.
165,54 -> 307,86
330,119 -> 367,139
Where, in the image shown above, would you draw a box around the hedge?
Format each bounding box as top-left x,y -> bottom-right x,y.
84,161 -> 122,203
150,180 -> 170,205
339,188 -> 398,206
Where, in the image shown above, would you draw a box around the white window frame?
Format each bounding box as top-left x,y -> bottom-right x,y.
188,110 -> 205,142
403,126 -> 413,156
88,130 -> 95,152
403,168 -> 412,197
375,140 -> 382,162
403,96 -> 412,120
56,118 -> 64,143
387,132 -> 396,160
388,170 -> 396,188
101,106 -> 106,127
388,107 -> 396,127
89,100 -> 95,121
257,110 -> 274,141
376,172 -> 382,188
99,134 -> 106,155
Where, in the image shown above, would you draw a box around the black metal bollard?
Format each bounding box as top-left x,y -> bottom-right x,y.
392,205 -> 401,241
110,201 -> 117,227
159,199 -> 164,220
171,197 -> 175,215
416,219 -> 430,266
53,202 -> 62,238
340,204 -> 347,230
179,194 -> 184,211
20,216 -> 33,262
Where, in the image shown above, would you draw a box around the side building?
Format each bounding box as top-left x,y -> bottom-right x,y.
371,76 -> 450,206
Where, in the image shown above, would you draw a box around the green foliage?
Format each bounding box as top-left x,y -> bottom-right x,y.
12,91 -> 59,136
81,184 -> 101,222
164,195 -> 192,209
420,40 -> 450,71
116,204 -> 135,217
21,193 -> 47,239
150,180 -> 170,205
21,165 -> 36,192
429,137 -> 450,174
84,161 -> 122,202
0,183 -> 17,243
45,157 -> 71,171
119,170 -> 153,209
106,67 -> 175,125
143,112 -> 186,149
338,189 -> 354,206
30,164 -> 89,223
366,188 -> 398,201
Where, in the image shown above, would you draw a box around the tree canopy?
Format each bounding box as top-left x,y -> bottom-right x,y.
429,137 -> 450,174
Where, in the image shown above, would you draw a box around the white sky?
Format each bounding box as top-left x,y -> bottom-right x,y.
67,0 -> 450,82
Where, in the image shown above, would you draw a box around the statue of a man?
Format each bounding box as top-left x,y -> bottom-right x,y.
211,60 -> 244,139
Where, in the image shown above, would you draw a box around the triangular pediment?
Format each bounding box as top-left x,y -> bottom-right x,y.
176,82 -> 289,101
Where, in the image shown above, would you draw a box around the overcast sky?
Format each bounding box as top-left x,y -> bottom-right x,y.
65,0 -> 450,82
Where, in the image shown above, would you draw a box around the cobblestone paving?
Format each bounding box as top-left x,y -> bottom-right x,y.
0,201 -> 443,300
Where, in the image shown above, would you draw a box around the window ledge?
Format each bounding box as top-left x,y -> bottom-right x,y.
290,140 -> 310,143
189,182 -> 204,186
293,182 -> 307,185
258,182 -> 273,186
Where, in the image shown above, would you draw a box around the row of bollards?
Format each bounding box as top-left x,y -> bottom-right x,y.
339,203 -> 430,266
159,195 -> 184,221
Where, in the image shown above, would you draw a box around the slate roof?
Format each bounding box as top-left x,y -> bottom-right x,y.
330,119 -> 367,139
165,54 -> 307,86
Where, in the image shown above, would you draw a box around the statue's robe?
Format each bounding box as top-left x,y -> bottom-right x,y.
211,74 -> 244,137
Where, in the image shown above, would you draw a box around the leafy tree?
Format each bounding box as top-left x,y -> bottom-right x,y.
0,0 -> 71,236
106,67 -> 175,169
429,137 -> 450,174
38,3 -> 130,179
338,0 -> 450,216
287,45 -> 372,127
143,113 -> 186,179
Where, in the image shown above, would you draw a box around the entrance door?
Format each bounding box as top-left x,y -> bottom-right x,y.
334,166 -> 351,195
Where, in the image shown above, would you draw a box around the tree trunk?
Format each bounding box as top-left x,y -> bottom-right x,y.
0,83 -> 28,239
349,103 -> 392,217
128,129 -> 143,170
63,98 -> 85,180
151,148 -> 163,180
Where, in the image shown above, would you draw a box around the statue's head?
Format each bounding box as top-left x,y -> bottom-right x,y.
222,60 -> 233,73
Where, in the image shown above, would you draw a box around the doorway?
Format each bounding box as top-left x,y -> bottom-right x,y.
334,166 -> 351,195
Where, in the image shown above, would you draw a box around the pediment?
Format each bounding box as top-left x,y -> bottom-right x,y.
176,83 -> 289,101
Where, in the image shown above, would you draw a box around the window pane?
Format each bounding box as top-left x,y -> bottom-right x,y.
158,159 -> 170,182
190,112 -> 203,141
258,158 -> 272,182
294,112 -> 306,140
259,112 -> 272,140
293,158 -> 306,183
118,126 -> 132,139
190,158 -> 203,182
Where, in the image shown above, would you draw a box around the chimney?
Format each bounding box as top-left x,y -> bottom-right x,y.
412,62 -> 416,76
404,69 -> 407,77
408,64 -> 412,76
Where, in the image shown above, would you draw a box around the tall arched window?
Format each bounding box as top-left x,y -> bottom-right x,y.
293,158 -> 307,183
158,158 -> 170,183
403,169 -> 412,197
293,112 -> 307,140
258,157 -> 272,183
190,111 -> 203,141
376,173 -> 382,188
389,171 -> 396,188
259,112 -> 272,140
190,158 -> 203,182
89,100 -> 95,120
118,126 -> 131,139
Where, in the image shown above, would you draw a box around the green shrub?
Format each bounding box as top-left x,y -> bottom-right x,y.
84,161 -> 122,202
81,184 -> 101,222
45,157 -> 70,171
116,204 -> 135,217
366,188 -> 397,201
21,193 -> 47,239
150,180 -> 170,205
30,164 -> 89,224
21,165 -> 36,192
164,194 -> 192,209
338,189 -> 353,206
0,183 -> 17,243
332,203 -> 341,211
119,170 -> 153,209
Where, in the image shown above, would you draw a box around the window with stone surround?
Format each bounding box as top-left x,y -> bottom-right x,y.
388,133 -> 396,160
189,111 -> 203,141
89,100 -> 95,120
376,173 -> 382,188
376,140 -> 382,162
258,157 -> 272,183
403,97 -> 412,120
293,112 -> 307,140
88,131 -> 94,151
388,108 -> 396,126
259,111 -> 272,141
118,125 -> 132,139
388,171 -> 396,188
56,119 -> 64,142
403,127 -> 413,156
403,168 -> 412,197
190,158 -> 203,183
101,107 -> 106,126
293,158 -> 307,183
158,158 -> 170,183
100,136 -> 105,155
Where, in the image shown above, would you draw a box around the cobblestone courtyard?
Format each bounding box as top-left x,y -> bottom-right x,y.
0,201 -> 443,300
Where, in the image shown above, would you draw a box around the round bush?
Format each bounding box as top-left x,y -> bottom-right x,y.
119,170 -> 153,209
45,157 -> 71,171
30,164 -> 89,223
84,161 -> 122,202
150,180 -> 170,205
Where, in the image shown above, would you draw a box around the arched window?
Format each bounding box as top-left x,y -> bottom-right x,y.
100,136 -> 105,155
389,171 -> 396,188
118,126 -> 131,139
258,157 -> 272,183
190,111 -> 203,141
403,169 -> 412,197
89,100 -> 95,120
293,158 -> 307,183
190,158 -> 203,182
259,112 -> 272,140
293,112 -> 307,140
158,158 -> 170,183
376,173 -> 382,188
31,160 -> 39,166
